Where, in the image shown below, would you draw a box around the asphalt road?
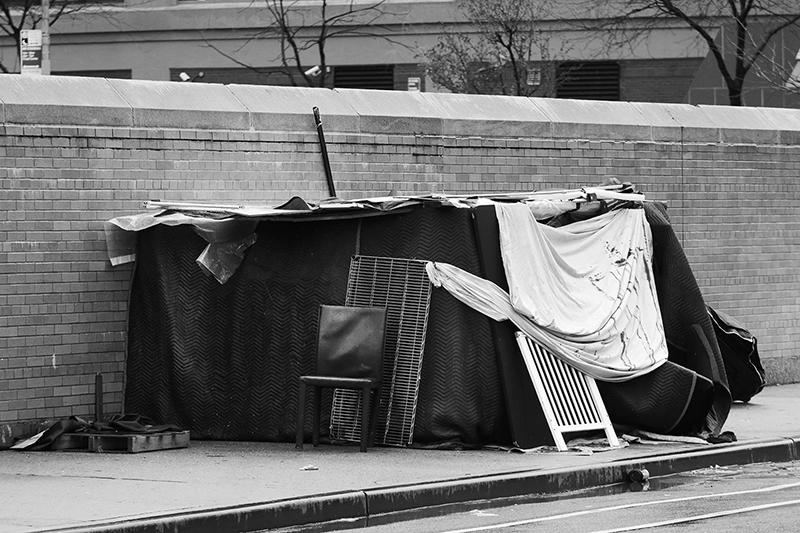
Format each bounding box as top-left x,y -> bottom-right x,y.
355,461 -> 800,533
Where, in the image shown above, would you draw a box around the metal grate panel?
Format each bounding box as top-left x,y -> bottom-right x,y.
329,255 -> 432,446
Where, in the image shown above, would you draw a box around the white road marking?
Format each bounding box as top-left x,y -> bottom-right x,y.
589,498 -> 800,532
440,481 -> 800,533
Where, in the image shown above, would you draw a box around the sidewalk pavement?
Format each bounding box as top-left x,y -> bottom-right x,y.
1,384 -> 798,533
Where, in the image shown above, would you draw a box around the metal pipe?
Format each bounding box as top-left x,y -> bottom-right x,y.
95,373 -> 103,422
313,107 -> 336,198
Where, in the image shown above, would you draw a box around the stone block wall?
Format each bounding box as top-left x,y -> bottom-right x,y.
1,74 -> 798,444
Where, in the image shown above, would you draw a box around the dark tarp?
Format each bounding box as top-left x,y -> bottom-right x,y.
708,305 -> 764,403
638,203 -> 731,434
124,201 -> 731,444
125,206 -> 512,444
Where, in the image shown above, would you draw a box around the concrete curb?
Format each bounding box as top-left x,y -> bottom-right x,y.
364,437 -> 800,525
39,437 -> 799,533
33,492 -> 369,533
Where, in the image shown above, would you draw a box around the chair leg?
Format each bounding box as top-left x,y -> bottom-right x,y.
360,386 -> 371,452
312,386 -> 321,447
368,387 -> 381,448
296,381 -> 306,449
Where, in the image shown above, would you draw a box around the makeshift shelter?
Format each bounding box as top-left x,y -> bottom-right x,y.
106,183 -> 731,448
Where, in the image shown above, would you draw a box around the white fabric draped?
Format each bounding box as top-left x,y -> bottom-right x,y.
425,205 -> 668,382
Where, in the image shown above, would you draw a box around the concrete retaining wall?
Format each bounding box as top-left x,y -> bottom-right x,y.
1,74 -> 799,442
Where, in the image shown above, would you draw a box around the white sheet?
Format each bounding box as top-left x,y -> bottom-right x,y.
425,205 -> 668,382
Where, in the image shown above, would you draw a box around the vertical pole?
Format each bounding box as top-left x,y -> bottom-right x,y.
41,0 -> 50,75
95,373 -> 104,422
312,107 -> 336,198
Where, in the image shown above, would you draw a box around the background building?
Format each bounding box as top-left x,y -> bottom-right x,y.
2,0 -> 796,106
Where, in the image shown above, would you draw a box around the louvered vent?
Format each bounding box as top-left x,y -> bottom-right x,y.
334,64 -> 395,90
515,332 -> 620,451
329,255 -> 432,447
557,61 -> 620,101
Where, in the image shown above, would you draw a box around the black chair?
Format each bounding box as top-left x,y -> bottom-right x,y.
296,305 -> 387,452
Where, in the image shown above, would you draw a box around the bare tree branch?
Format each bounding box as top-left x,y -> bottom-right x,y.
202,0 -> 409,88
419,0 -> 574,97
577,0 -> 800,105
750,38 -> 800,96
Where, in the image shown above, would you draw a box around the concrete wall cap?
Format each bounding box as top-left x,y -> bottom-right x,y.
416,92 -> 551,137
108,79 -> 247,112
531,98 -> 648,126
630,102 -> 700,127
228,85 -> 359,132
756,106 -> 800,131
630,102 -> 720,142
1,76 -> 799,143
0,74 -> 133,126
0,74 -> 123,106
334,88 -> 444,135
756,107 -> 800,145
697,104 -> 780,144
697,104 -> 780,130
419,92 -> 548,122
108,78 -> 250,129
530,97 -> 652,140
335,88 -> 442,118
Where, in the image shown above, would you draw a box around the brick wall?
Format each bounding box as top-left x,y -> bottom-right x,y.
1,76 -> 799,445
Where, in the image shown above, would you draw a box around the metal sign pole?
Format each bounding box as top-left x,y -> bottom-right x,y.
41,0 -> 50,74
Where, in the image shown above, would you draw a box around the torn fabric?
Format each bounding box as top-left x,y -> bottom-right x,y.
196,233 -> 259,284
105,212 -> 258,283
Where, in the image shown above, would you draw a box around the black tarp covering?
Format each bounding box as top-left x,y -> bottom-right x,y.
125,206 -> 512,444
708,305 -> 764,403
640,203 -> 731,434
124,202 -> 731,444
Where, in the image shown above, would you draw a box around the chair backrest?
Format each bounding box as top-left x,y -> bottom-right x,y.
316,305 -> 387,380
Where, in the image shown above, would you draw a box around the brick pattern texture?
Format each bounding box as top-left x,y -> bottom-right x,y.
1,87 -> 799,433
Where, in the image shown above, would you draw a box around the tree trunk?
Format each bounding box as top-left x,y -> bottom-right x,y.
728,83 -> 744,106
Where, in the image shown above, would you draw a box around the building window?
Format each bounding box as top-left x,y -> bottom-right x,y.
334,64 -> 394,90
556,61 -> 620,101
